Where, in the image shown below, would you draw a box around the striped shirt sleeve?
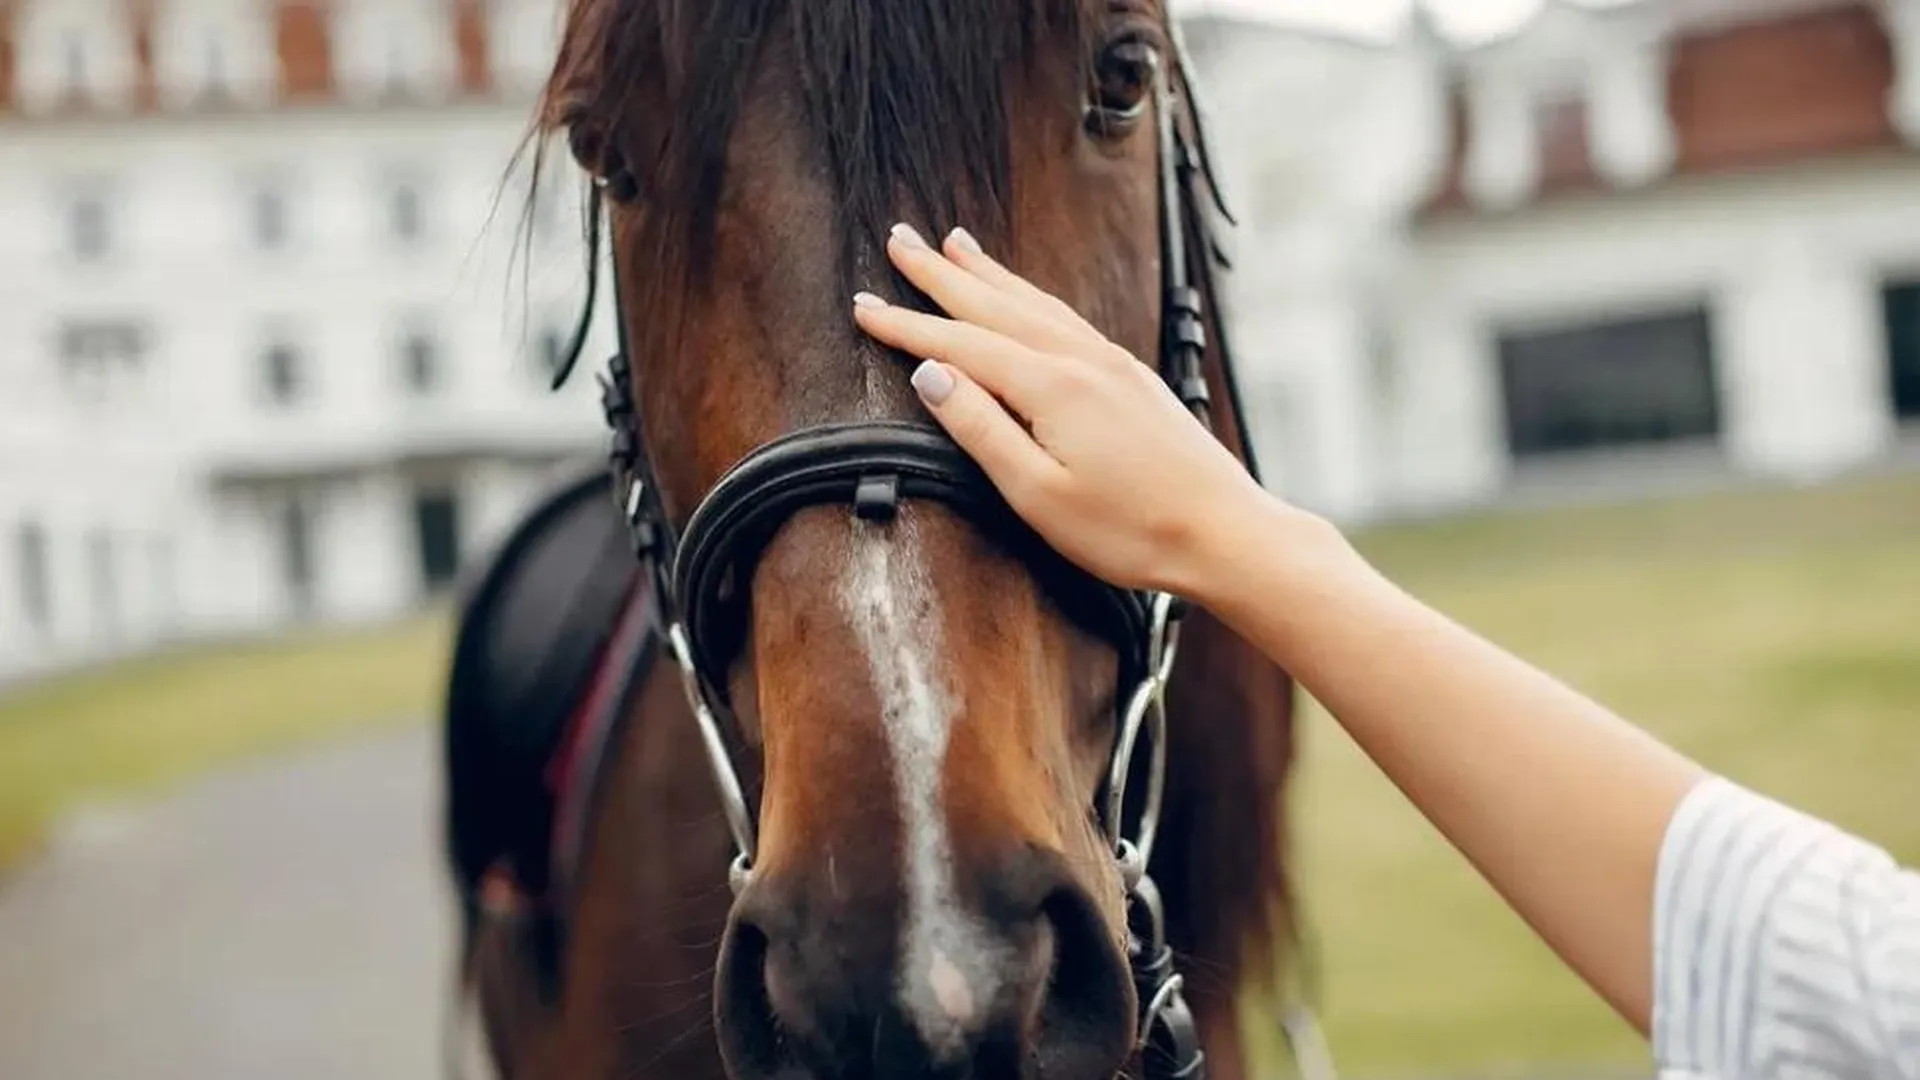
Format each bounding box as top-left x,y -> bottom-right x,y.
1653,776 -> 1920,1080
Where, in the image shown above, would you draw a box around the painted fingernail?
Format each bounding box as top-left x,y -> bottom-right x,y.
911,360 -> 956,405
947,227 -> 982,255
852,291 -> 888,310
890,222 -> 931,251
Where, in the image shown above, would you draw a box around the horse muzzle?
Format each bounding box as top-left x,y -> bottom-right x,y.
713,845 -> 1136,1080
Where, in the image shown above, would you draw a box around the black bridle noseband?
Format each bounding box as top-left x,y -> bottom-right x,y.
550,31 -> 1269,1080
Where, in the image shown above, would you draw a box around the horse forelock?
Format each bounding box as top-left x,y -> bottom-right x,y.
529,0 -> 1113,296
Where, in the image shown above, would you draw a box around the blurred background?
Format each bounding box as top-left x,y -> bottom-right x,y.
0,0 -> 1915,1078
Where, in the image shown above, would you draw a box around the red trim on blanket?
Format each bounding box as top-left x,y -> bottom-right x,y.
542,576 -> 648,896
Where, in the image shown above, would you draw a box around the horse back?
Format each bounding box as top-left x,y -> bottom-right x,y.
442,467 -> 640,909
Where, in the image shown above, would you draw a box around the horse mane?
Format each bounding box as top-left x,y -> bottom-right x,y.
525,0 -> 1102,295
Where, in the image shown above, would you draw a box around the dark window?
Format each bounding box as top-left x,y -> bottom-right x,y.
1879,282 -> 1920,421
57,319 -> 149,402
280,498 -> 317,617
402,331 -> 440,394
1497,307 -> 1722,458
262,340 -> 303,404
536,324 -> 568,382
253,185 -> 287,249
391,182 -> 424,242
69,195 -> 110,261
412,491 -> 462,591
88,529 -> 117,639
16,522 -> 51,635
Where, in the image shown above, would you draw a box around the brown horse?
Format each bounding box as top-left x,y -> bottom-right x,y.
442,1 -> 1300,1078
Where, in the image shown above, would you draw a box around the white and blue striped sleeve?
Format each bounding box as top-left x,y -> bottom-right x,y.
1653,776 -> 1920,1080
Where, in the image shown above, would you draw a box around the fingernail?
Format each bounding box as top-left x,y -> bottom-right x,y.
947,227 -> 982,255
852,291 -> 888,310
911,360 -> 956,405
890,222 -> 930,251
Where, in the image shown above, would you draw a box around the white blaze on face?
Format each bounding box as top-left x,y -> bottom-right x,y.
837,514 -> 1006,1057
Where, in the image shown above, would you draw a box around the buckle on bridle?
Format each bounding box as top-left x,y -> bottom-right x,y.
1127,869 -> 1206,1078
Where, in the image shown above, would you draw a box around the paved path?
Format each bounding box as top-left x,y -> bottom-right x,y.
0,727 -> 458,1080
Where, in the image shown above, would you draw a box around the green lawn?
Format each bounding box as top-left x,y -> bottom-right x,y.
1282,473 -> 1920,1077
0,612 -> 451,870
1,475 -> 1914,1075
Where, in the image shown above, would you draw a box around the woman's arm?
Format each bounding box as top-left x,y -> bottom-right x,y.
1193,496 -> 1704,1033
852,222 -> 1704,1030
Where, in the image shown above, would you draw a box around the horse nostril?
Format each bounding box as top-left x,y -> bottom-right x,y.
1031,881 -> 1136,1079
714,916 -> 787,1079
718,861 -> 1136,1079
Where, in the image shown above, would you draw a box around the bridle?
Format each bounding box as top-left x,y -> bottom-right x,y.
546,28 -> 1271,1080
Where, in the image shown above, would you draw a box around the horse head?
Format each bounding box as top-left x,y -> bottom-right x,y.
527,2 -> 1260,1077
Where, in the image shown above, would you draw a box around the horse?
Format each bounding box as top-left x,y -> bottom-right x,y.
441,1 -> 1303,1077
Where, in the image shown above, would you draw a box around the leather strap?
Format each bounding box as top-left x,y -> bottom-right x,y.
673,420 -> 1152,690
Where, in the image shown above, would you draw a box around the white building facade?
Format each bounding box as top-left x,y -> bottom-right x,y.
0,0 -> 612,684
6,0 -> 1920,683
1189,0 -> 1920,521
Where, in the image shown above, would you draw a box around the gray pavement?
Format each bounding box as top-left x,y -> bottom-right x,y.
0,727 -> 458,1080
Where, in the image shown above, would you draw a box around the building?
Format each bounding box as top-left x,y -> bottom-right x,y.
1186,0 -> 1920,521
7,0 -> 1920,683
0,0 -> 616,684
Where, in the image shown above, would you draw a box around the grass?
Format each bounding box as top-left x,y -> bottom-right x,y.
1,473 -> 1915,1074
0,611 -> 452,871
1277,472 -> 1920,1077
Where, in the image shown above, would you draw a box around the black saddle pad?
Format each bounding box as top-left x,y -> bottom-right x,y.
443,466 -> 642,899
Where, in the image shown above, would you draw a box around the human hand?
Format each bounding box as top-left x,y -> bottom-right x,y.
850,222 -> 1275,598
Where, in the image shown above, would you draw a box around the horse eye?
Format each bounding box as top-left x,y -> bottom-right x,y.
1084,39 -> 1155,138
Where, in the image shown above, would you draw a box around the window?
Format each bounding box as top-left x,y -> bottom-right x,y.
412,489 -> 462,592
61,30 -> 88,101
1536,93 -> 1593,192
262,339 -> 303,405
88,529 -> 117,640
536,323 -> 569,382
280,498 -> 317,617
69,194 -> 110,261
1496,307 -> 1722,458
203,32 -> 229,101
401,330 -> 441,395
1880,282 -> 1920,421
1364,315 -> 1397,413
391,181 -> 424,243
149,534 -> 176,630
16,522 -> 51,636
57,319 -> 149,403
252,185 -> 288,250
383,37 -> 412,101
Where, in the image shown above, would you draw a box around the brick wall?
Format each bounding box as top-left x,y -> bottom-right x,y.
1424,1 -> 1909,217
1669,2 -> 1898,174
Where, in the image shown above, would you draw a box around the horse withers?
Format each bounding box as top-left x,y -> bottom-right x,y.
443,2 -> 1300,1078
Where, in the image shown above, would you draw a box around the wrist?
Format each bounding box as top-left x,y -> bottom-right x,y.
1170,485 -> 1355,616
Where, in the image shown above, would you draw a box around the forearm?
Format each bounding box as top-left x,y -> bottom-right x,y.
1187,500 -> 1707,1033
